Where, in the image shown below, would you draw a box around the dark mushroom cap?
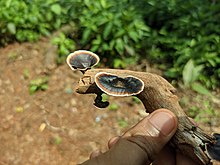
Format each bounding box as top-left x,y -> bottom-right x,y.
95,72 -> 144,96
66,50 -> 100,71
205,133 -> 220,161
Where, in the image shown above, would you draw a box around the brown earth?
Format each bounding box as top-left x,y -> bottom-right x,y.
0,38 -> 219,165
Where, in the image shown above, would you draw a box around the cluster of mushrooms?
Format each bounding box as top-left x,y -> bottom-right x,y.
66,50 -> 144,97
66,50 -> 220,165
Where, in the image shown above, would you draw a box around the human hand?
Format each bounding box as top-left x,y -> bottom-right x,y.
81,109 -> 198,165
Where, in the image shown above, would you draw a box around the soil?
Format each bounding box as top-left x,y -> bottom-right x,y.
0,38 -> 219,165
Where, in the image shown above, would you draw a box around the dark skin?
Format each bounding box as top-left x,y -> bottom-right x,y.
81,109 -> 198,165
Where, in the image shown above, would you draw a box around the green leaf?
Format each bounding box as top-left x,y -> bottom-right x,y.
192,82 -> 212,96
192,65 -> 204,83
91,45 -> 99,52
100,0 -> 107,8
182,59 -> 204,87
118,119 -> 128,128
103,22 -> 113,39
113,58 -> 126,68
7,23 -> 16,34
191,82 -> 212,96
115,38 -> 124,55
101,94 -> 109,102
54,136 -> 62,145
109,40 -> 115,49
82,29 -> 91,44
92,35 -> 102,45
159,28 -> 167,36
124,45 -> 135,55
6,0 -> 12,8
29,85 -> 38,95
190,39 -> 196,47
132,97 -> 141,104
108,103 -> 119,111
102,43 -> 109,51
128,31 -> 138,42
51,37 -> 61,45
165,68 -> 180,78
41,84 -> 48,90
115,29 -> 125,38
59,45 -> 69,56
51,4 -> 62,15
182,59 -> 194,87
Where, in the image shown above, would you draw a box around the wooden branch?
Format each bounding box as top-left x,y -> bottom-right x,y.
76,68 -> 215,165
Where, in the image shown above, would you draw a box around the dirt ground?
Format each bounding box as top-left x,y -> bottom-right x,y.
0,39 -> 219,165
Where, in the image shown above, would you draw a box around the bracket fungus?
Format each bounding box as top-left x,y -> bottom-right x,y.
66,50 -> 99,72
95,72 -> 144,97
206,133 -> 220,162
67,50 -> 220,165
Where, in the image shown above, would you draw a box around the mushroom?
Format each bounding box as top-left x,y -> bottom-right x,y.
95,72 -> 144,96
206,133 -> 220,161
66,50 -> 100,72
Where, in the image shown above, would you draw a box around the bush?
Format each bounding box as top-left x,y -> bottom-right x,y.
68,0 -> 150,68
0,0 -> 66,45
131,0 -> 220,89
1,0 -> 219,89
52,32 -> 76,64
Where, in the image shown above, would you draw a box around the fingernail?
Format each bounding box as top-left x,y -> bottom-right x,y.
149,111 -> 176,136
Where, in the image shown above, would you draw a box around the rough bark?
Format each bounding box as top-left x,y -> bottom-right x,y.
76,68 -> 215,165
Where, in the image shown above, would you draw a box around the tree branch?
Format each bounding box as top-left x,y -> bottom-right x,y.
76,68 -> 215,165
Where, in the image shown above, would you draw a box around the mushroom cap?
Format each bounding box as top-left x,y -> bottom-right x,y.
95,72 -> 144,96
205,133 -> 220,161
66,50 -> 100,71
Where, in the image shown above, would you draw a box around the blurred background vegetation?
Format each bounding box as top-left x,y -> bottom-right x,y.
1,0 -> 219,90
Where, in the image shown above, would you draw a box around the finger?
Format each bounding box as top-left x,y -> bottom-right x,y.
89,150 -> 102,159
122,109 -> 177,139
121,109 -> 177,164
81,109 -> 178,165
108,136 -> 120,149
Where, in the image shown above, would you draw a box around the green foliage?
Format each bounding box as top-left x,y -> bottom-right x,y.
73,0 -> 149,66
1,0 -> 219,89
113,57 -> 138,69
108,103 -> 119,111
29,77 -> 48,94
52,32 -> 76,64
101,94 -> 109,102
54,136 -> 62,145
182,59 -> 204,87
132,0 -> 220,89
187,100 -> 217,124
132,97 -> 142,104
181,59 -> 213,95
0,0 -> 66,45
191,83 -> 213,97
117,118 -> 128,128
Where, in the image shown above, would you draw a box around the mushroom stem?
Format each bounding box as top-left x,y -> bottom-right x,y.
76,68 -> 215,165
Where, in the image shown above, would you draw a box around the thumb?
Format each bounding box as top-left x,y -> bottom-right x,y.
81,109 -> 177,165
120,109 -> 178,164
